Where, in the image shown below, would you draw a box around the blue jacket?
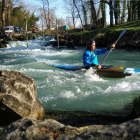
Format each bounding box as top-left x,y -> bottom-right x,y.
83,48 -> 109,67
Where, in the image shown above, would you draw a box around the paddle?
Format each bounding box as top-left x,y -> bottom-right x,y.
94,28 -> 127,74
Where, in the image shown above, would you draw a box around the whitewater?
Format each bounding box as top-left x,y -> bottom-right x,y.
0,36 -> 140,115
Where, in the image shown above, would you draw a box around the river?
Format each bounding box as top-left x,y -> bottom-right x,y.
0,36 -> 140,115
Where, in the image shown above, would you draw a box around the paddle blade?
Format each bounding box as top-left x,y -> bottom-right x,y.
115,28 -> 127,44
118,28 -> 126,39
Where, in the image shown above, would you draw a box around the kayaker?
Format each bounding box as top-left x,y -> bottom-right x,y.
65,39 -> 75,49
83,39 -> 115,69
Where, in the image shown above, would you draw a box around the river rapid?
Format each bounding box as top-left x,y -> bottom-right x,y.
1,36 -> 140,115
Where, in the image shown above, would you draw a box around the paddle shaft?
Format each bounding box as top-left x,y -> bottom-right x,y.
99,37 -> 120,65
94,28 -> 126,74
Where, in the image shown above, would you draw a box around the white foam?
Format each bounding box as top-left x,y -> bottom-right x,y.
60,91 -> 76,99
85,68 -> 106,82
20,68 -> 52,73
39,95 -> 55,103
39,91 -> 76,103
102,81 -> 140,94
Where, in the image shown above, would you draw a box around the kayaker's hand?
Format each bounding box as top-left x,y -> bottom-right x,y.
110,44 -> 115,49
95,64 -> 101,70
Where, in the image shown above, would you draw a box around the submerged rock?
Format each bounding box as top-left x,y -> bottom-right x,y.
0,70 -> 45,125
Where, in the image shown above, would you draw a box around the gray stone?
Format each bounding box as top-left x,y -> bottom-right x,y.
0,118 -> 140,140
0,70 -> 45,124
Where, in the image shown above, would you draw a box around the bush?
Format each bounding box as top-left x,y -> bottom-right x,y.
132,96 -> 140,117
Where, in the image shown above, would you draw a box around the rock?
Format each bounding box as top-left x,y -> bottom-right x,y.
33,35 -> 36,39
1,40 -> 9,44
127,40 -> 138,46
0,40 -> 9,48
0,117 -> 140,140
19,35 -> 26,41
0,70 -> 45,125
0,43 -> 7,48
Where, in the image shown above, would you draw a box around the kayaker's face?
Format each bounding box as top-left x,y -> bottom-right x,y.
91,43 -> 96,51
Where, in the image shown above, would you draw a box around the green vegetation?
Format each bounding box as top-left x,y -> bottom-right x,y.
132,96 -> 140,117
65,20 -> 140,47
43,19 -> 140,48
0,0 -> 39,30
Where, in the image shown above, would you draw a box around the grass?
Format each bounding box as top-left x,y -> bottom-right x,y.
65,19 -> 140,47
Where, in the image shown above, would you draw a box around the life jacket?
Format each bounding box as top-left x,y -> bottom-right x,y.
83,48 -> 109,67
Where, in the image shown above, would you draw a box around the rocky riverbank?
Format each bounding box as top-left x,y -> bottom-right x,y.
1,29 -> 140,50
0,33 -> 37,48
0,116 -> 140,140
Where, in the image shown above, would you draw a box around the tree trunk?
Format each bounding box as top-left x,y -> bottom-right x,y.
101,0 -> 106,27
127,0 -> 131,21
90,0 -> 98,28
81,0 -> 87,25
114,0 -> 120,25
103,0 -> 113,26
138,0 -> 140,19
2,0 -> 6,35
130,0 -> 135,20
47,0 -> 50,29
122,0 -> 126,23
72,2 -> 76,29
42,0 -> 48,28
109,0 -> 113,27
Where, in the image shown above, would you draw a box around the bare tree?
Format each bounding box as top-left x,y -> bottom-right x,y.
63,0 -> 77,28
73,0 -> 84,30
2,0 -> 6,35
89,0 -> 98,28
38,8 -> 46,31
57,17 -> 65,26
42,0 -> 48,27
46,0 -> 50,29
80,0 -> 87,25
65,18 -> 74,29
102,0 -> 113,26
40,0 -> 56,29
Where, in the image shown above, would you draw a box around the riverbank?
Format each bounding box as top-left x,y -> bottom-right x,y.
0,114 -> 139,140
1,20 -> 140,49
44,110 -> 134,127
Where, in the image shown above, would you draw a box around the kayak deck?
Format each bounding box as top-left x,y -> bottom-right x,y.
50,64 -> 140,78
97,66 -> 131,78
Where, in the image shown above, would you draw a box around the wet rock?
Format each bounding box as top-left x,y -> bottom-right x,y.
0,70 -> 45,125
0,40 -> 8,48
0,117 -> 140,140
1,40 -> 9,44
19,35 -> 26,40
0,43 -> 7,48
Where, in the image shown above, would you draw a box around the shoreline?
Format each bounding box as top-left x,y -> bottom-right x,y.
0,109 -> 135,127
44,109 -> 135,127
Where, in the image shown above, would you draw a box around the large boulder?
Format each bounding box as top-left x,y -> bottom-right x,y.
0,70 -> 45,125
